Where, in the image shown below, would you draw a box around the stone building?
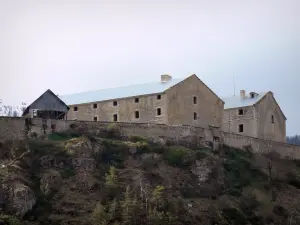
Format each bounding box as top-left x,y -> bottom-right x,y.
60,74 -> 225,128
22,89 -> 69,120
221,90 -> 286,142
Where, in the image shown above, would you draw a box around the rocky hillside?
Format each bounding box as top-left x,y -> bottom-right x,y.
1,125 -> 300,225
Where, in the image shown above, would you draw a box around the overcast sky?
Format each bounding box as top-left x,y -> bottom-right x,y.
0,0 -> 299,135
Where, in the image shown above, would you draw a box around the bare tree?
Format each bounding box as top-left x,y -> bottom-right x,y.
0,121 -> 31,170
261,134 -> 279,201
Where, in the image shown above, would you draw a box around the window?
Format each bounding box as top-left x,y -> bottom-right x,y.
113,101 -> 118,106
271,115 -> 274,124
239,124 -> 244,133
135,111 -> 140,119
74,106 -> 78,112
193,96 -> 197,104
93,103 -> 97,109
193,112 -> 197,120
157,108 -> 161,116
93,116 -> 98,121
157,94 -> 161,100
238,109 -> 244,115
113,114 -> 118,122
135,98 -> 139,103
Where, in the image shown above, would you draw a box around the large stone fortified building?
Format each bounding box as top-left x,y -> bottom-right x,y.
22,74 -> 286,143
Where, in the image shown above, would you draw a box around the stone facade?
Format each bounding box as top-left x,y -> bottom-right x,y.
222,91 -> 286,143
67,93 -> 168,124
166,75 -> 224,128
65,75 -> 224,129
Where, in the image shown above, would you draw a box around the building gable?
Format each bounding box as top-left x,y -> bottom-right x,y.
22,89 -> 69,116
254,91 -> 286,120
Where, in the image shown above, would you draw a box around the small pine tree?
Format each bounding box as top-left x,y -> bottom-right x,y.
108,198 -> 118,222
121,186 -> 138,225
105,166 -> 118,188
91,203 -> 109,225
151,185 -> 165,210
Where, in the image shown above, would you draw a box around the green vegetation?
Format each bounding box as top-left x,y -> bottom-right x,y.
0,215 -> 21,225
223,146 -> 267,192
2,129 -> 300,225
48,132 -> 80,141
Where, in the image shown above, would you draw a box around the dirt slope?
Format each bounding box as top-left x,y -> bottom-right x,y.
1,129 -> 300,225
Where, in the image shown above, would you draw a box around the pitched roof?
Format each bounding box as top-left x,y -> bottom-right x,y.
222,92 -> 268,109
59,78 -> 185,105
22,89 -> 70,116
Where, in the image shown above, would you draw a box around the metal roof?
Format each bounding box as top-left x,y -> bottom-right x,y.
222,92 -> 267,109
60,78 -> 185,105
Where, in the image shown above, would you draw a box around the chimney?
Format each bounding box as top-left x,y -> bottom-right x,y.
161,74 -> 172,83
240,90 -> 246,100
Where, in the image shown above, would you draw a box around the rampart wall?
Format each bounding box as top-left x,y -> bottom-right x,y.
0,117 -> 300,159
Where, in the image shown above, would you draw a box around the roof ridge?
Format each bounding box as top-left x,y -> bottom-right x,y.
61,77 -> 185,97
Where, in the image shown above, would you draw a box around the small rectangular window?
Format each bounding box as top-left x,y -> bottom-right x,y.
135,98 -> 139,103
193,96 -> 197,104
157,108 -> 161,116
193,112 -> 197,120
113,101 -> 118,106
93,116 -> 98,121
271,115 -> 274,124
135,111 -> 139,119
74,106 -> 78,111
113,114 -> 118,122
239,124 -> 244,133
93,103 -> 97,109
157,94 -> 161,100
238,109 -> 244,115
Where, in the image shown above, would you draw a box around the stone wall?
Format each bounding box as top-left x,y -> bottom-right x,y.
0,117 -> 299,159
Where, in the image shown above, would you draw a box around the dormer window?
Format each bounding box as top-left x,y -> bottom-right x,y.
250,92 -> 258,99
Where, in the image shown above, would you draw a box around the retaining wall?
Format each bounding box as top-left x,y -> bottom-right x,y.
1,117 -> 300,159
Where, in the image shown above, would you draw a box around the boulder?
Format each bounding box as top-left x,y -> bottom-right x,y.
40,155 -> 56,169
6,182 -> 36,217
65,137 -> 104,158
191,159 -> 214,185
40,170 -> 63,196
72,158 -> 96,172
148,137 -> 166,146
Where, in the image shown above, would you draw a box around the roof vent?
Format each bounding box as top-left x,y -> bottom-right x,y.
240,90 -> 246,100
249,92 -> 258,99
161,74 -> 172,83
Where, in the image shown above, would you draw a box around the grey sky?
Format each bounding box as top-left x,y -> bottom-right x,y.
0,0 -> 299,135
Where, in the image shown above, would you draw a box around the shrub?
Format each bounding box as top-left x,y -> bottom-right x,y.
272,205 -> 289,218
135,141 -> 150,154
59,168 -> 76,179
48,132 -> 79,141
164,146 -> 195,168
223,147 -> 267,190
285,172 -> 300,189
128,135 -> 148,143
99,139 -> 127,168
222,208 -> 248,225
0,215 -> 21,225
106,123 -> 121,138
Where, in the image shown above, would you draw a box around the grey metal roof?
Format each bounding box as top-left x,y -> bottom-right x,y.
60,78 -> 185,105
222,92 -> 268,109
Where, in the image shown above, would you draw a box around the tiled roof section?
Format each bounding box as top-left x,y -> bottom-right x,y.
222,92 -> 268,109
60,78 -> 185,105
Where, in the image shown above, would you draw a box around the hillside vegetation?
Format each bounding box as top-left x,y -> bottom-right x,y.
1,125 -> 300,224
